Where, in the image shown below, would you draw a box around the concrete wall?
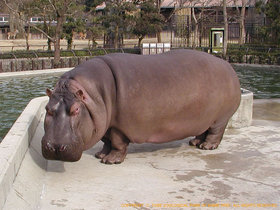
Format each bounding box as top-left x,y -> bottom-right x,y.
227,89 -> 253,128
0,67 -> 71,78
0,97 -> 48,209
0,57 -> 89,72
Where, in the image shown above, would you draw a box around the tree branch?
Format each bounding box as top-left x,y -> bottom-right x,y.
3,0 -> 18,14
48,0 -> 57,12
3,0 -> 54,41
28,23 -> 55,41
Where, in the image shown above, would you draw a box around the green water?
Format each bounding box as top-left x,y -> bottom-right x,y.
0,65 -> 280,142
0,74 -> 62,142
234,65 -> 280,99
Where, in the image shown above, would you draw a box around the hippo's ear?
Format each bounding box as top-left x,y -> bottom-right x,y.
46,88 -> 52,97
75,89 -> 86,101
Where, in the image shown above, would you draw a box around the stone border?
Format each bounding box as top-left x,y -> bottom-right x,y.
0,96 -> 48,209
0,67 -> 72,78
232,63 -> 280,69
227,89 -> 253,128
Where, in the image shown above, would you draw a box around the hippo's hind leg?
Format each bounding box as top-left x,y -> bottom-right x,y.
189,120 -> 228,150
100,128 -> 129,164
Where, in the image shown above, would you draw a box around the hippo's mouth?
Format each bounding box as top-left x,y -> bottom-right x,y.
41,141 -> 83,162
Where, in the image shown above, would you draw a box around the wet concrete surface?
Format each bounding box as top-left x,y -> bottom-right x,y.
253,99 -> 280,122
3,99 -> 280,210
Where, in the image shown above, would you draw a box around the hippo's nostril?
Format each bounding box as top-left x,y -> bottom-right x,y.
46,142 -> 55,152
59,145 -> 68,152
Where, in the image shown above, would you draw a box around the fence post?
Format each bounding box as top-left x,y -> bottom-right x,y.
0,61 -> 3,73
21,60 -> 25,71
11,62 -> 14,72
32,60 -> 35,70
69,58 -> 72,67
42,60 -> 45,69
60,59 -> 64,68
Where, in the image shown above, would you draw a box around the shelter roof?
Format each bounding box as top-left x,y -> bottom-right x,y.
96,0 -> 257,10
161,0 -> 257,8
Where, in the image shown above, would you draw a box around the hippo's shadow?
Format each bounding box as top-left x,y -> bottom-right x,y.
29,142 -> 66,173
84,137 -> 193,156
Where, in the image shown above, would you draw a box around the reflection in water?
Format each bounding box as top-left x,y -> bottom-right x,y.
0,65 -> 280,141
234,65 -> 280,99
0,74 -> 61,142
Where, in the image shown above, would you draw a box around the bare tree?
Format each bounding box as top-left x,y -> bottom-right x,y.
2,0 -> 54,46
240,0 -> 247,44
2,0 -> 48,50
189,0 -> 216,48
46,0 -> 82,67
155,0 -> 162,43
223,0 -> 228,57
234,0 -> 248,44
3,0 -> 83,67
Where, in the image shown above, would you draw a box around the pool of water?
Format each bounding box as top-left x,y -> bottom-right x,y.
0,74 -> 62,142
0,65 -> 280,142
234,65 -> 280,99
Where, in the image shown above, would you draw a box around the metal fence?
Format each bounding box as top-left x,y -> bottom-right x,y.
0,43 -> 139,53
169,14 -> 278,48
0,46 -> 279,73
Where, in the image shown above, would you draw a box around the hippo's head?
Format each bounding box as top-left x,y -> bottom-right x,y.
41,78 -> 98,162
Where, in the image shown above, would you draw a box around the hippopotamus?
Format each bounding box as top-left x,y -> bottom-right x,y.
42,49 -> 241,164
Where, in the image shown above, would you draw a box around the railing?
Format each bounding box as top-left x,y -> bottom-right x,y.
0,43 -> 138,52
0,46 -> 279,72
0,48 -> 141,72
0,48 -> 141,59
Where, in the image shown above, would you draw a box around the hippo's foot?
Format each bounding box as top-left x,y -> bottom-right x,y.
97,128 -> 129,164
95,143 -> 111,159
101,149 -> 127,164
189,121 -> 227,150
189,138 -> 219,150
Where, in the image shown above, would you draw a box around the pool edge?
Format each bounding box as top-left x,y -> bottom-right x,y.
0,96 -> 48,209
0,68 -> 72,78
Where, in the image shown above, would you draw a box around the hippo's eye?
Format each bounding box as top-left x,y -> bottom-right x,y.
70,107 -> 79,116
46,108 -> 54,116
70,102 -> 80,116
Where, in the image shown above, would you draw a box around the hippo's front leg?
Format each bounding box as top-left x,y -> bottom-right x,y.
95,137 -> 112,159
99,128 -> 129,164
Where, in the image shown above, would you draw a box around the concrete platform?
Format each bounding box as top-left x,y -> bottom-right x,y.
1,98 -> 280,210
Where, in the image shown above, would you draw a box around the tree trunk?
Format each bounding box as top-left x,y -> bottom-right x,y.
67,34 -> 73,50
47,38 -> 52,51
25,24 -> 30,51
223,0 -> 228,57
138,36 -> 144,47
156,0 -> 162,43
156,31 -> 162,43
239,0 -> 246,44
91,37 -> 97,49
54,15 -> 64,68
67,38 -> 72,50
54,39 -> 61,68
114,25 -> 119,49
192,7 -> 198,48
9,11 -> 16,32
